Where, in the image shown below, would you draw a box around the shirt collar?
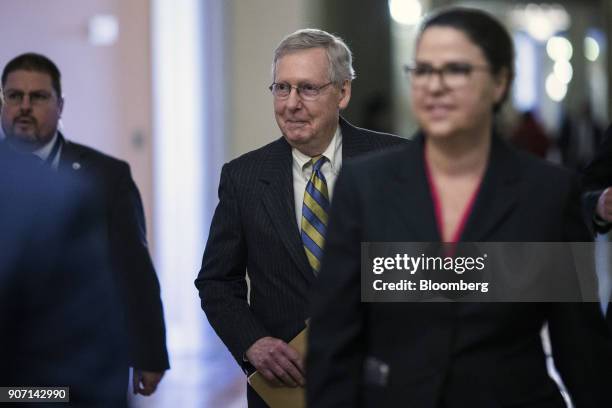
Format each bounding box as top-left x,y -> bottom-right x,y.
32,132 -> 59,161
292,125 -> 343,175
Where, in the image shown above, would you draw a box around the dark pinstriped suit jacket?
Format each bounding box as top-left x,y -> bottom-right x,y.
195,118 -> 406,372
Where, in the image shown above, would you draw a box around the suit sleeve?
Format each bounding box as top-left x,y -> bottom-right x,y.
548,173 -> 612,408
195,163 -> 269,369
307,162 -> 365,408
548,302 -> 612,407
109,164 -> 169,371
582,124 -> 612,233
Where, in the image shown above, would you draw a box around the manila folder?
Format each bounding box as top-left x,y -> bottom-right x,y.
247,328 -> 307,408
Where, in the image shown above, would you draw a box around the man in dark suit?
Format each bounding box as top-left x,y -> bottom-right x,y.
195,29 -> 405,407
0,142 -> 129,406
1,53 -> 169,396
583,122 -> 612,327
583,124 -> 612,232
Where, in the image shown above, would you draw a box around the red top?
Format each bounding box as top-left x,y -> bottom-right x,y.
424,150 -> 482,243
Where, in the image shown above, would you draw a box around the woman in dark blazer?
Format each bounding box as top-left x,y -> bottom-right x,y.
307,7 -> 612,408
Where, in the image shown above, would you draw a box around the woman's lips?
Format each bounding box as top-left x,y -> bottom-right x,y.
425,105 -> 453,119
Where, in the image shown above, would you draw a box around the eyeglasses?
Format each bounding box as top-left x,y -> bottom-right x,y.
269,82 -> 333,101
2,90 -> 54,107
404,62 -> 491,89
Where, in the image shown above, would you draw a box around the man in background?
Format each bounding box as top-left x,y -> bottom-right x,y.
0,53 -> 170,396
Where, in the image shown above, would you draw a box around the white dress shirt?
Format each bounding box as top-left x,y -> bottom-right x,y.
292,126 -> 343,228
31,132 -> 62,169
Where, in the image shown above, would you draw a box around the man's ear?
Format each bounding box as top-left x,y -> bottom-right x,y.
338,80 -> 351,110
57,96 -> 64,118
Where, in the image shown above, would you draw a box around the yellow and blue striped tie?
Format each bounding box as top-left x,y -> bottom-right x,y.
301,156 -> 330,274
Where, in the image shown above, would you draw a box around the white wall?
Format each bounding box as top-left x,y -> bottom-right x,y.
228,0 -> 309,158
0,0 -> 154,248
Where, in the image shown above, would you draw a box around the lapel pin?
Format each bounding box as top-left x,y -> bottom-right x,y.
72,162 -> 81,170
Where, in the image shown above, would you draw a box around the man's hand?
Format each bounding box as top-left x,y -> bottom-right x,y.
597,187 -> 612,222
246,336 -> 305,387
133,369 -> 165,396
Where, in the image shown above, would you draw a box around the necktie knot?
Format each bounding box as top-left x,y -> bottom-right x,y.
310,155 -> 326,172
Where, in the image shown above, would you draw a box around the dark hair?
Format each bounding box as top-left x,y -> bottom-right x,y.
2,53 -> 62,97
418,7 -> 514,112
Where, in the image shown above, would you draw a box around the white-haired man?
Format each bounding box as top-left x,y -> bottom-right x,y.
195,28 -> 406,407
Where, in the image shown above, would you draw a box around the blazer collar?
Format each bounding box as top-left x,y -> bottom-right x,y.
258,115 -> 368,188
258,116 -> 370,281
462,134 -> 520,241
57,133 -> 85,172
389,135 -> 440,241
259,137 -> 314,282
339,116 -> 377,159
390,132 -> 521,242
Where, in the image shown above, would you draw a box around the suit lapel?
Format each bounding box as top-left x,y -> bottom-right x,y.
339,116 -> 377,159
259,117 -> 377,282
389,135 -> 440,241
260,138 -> 314,282
57,133 -> 84,173
387,134 -> 520,242
461,136 -> 520,241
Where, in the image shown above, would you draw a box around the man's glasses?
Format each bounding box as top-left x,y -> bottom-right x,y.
404,62 -> 491,89
269,82 -> 333,101
2,90 -> 54,107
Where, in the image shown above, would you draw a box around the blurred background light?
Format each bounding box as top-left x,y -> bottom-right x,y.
553,60 -> 573,84
388,0 -> 422,25
584,36 -> 600,62
546,36 -> 573,61
513,31 -> 538,112
545,73 -> 568,101
511,3 -> 570,43
525,6 -> 555,42
88,14 -> 119,46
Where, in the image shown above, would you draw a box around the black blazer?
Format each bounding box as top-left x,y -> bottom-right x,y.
195,118 -> 406,371
0,144 -> 129,406
307,135 -> 612,408
583,123 -> 612,233
582,123 -> 612,328
59,135 -> 170,371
